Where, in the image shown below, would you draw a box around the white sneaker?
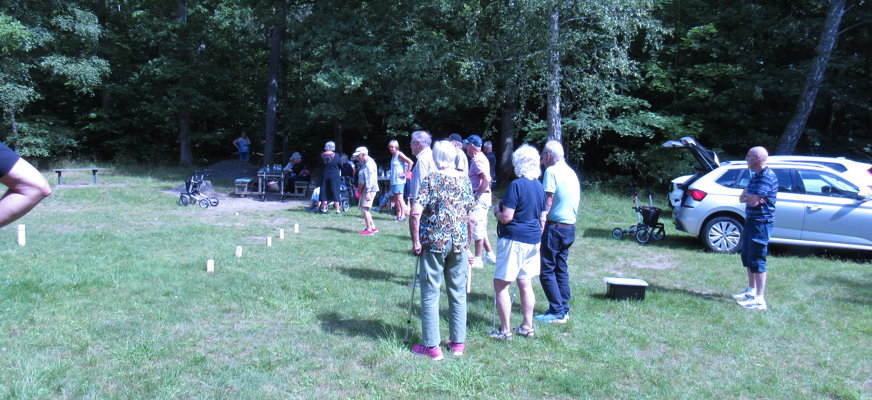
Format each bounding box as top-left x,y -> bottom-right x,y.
472,257 -> 484,269
732,288 -> 756,300
486,252 -> 496,264
742,300 -> 768,310
736,296 -> 759,306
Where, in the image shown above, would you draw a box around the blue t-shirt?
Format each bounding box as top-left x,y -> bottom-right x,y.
0,142 -> 20,177
745,167 -> 778,223
497,177 -> 545,244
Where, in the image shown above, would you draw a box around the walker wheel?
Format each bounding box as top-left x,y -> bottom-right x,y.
611,228 -> 624,240
651,225 -> 666,241
635,227 -> 650,244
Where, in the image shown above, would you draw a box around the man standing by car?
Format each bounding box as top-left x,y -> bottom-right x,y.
535,140 -> 580,324
734,146 -> 778,310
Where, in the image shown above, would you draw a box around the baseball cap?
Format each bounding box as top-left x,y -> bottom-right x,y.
448,133 -> 463,143
352,146 -> 368,157
463,135 -> 483,148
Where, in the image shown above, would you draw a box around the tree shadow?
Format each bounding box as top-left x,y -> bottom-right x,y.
811,272 -> 872,306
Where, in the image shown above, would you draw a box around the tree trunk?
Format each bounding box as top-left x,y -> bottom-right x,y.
178,107 -> 193,167
263,7 -> 284,166
176,0 -> 193,167
7,111 -> 18,144
334,122 -> 343,154
775,0 -> 845,155
546,4 -> 562,142
499,92 -> 517,186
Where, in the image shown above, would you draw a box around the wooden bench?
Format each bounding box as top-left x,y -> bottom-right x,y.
51,168 -> 106,185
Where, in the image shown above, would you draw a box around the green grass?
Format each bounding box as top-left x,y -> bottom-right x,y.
0,171 -> 869,399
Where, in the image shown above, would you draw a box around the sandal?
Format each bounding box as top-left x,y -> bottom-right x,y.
488,330 -> 513,341
512,326 -> 535,337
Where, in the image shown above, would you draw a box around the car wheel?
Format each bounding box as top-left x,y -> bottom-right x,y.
635,227 -> 650,244
611,228 -> 624,240
702,216 -> 743,253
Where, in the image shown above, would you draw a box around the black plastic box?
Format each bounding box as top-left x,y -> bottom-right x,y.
604,277 -> 649,300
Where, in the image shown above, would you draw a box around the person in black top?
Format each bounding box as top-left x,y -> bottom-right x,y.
0,142 -> 51,226
283,152 -> 310,184
318,141 -> 344,214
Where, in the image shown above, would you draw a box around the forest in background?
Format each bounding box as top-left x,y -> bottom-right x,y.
1,0 -> 870,188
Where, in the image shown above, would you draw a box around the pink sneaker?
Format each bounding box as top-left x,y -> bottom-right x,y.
412,344 -> 444,361
358,229 -> 373,235
447,341 -> 465,356
371,227 -> 379,233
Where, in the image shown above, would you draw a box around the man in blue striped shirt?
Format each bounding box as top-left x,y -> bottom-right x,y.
734,146 -> 778,310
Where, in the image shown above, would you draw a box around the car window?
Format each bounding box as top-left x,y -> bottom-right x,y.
715,169 -> 744,188
797,170 -> 859,198
772,168 -> 799,193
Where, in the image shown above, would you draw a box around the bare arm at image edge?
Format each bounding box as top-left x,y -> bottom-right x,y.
0,158 -> 52,227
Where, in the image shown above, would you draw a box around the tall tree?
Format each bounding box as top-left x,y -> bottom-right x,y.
262,1 -> 286,166
0,2 -> 109,157
546,2 -> 562,142
776,0 -> 846,155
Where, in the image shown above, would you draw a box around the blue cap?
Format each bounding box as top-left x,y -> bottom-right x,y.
463,135 -> 483,148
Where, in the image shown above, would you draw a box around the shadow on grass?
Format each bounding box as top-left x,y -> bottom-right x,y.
319,311 -> 399,340
319,227 -> 359,234
585,227 -> 703,251
813,273 -> 872,306
649,285 -> 734,303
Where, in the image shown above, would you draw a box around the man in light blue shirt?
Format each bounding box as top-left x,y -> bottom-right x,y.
535,140 -> 580,323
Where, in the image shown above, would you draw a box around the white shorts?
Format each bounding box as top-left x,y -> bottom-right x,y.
494,238 -> 540,281
471,198 -> 490,241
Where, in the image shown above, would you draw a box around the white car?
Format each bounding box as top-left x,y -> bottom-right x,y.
664,138 -> 872,253
664,138 -> 872,208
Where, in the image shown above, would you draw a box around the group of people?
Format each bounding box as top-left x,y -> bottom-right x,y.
277,134 -> 776,361
404,131 -> 580,360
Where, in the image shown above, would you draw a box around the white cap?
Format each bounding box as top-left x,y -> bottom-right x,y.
352,146 -> 368,157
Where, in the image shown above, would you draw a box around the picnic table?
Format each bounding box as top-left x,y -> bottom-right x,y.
51,168 -> 106,185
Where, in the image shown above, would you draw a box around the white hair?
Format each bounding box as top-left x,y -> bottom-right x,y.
543,140 -> 564,161
290,152 -> 302,161
325,141 -> 336,151
412,130 -> 431,147
432,140 -> 456,169
513,144 -> 541,179
483,141 -> 493,151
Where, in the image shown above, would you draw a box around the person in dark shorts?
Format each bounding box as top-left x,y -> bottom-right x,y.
0,142 -> 52,226
733,146 -> 778,311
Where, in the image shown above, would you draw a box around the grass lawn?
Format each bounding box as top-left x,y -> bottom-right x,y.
1,167 -> 869,399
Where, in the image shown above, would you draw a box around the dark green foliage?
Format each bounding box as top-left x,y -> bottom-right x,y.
1,0 -> 870,186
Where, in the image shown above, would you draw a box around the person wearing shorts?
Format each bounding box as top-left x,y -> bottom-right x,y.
463,134 -> 493,269
490,144 -> 546,340
354,146 -> 379,235
733,146 -> 777,310
388,140 -> 414,222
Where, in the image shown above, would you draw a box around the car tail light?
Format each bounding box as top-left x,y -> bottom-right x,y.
688,189 -> 707,201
